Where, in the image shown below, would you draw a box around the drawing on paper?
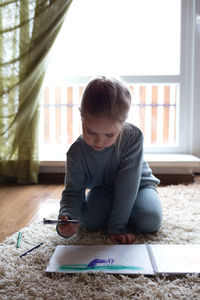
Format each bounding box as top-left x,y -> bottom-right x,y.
58,256 -> 144,272
46,244 -> 153,274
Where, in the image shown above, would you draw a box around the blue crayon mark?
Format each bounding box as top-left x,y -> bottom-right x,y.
87,258 -> 114,268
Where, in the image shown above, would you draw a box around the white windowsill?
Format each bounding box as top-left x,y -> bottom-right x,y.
144,154 -> 200,174
39,154 -> 200,174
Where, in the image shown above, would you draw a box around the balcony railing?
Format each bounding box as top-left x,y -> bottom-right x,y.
39,84 -> 178,160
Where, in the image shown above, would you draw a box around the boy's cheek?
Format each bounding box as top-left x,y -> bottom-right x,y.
107,137 -> 118,147
83,134 -> 92,145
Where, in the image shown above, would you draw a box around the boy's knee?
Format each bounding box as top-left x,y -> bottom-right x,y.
130,210 -> 162,233
146,210 -> 162,232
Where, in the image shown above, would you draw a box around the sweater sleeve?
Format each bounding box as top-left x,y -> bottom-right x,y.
107,128 -> 143,235
58,154 -> 86,220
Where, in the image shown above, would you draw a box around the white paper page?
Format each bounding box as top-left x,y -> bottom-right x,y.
46,244 -> 154,274
151,244 -> 200,274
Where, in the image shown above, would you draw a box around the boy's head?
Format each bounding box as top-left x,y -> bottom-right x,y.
80,76 -> 132,151
80,76 -> 131,124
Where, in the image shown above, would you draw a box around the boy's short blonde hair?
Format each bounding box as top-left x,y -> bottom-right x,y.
80,76 -> 131,124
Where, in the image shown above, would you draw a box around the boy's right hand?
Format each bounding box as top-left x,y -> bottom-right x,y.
57,215 -> 80,238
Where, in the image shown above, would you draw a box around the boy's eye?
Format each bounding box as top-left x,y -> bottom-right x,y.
106,134 -> 115,138
87,130 -> 96,135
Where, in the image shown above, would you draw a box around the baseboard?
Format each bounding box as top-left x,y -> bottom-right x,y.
38,172 -> 196,185
155,173 -> 195,185
38,172 -> 65,183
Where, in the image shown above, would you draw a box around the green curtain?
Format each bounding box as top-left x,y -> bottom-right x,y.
0,0 -> 73,183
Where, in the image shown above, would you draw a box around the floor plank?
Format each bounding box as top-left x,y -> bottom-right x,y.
0,184 -> 64,242
30,198 -> 60,224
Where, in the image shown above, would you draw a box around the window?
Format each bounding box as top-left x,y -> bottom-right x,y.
39,0 -> 199,161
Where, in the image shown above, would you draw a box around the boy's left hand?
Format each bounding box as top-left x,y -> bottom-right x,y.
108,233 -> 135,244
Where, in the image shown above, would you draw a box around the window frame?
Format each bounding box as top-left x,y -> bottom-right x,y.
191,0 -> 200,158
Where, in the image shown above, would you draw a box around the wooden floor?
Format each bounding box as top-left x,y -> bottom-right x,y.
0,184 -> 64,243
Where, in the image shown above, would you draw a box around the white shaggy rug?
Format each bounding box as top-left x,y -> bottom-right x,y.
0,183 -> 200,299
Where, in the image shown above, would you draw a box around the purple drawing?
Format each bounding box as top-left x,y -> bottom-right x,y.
87,258 -> 115,268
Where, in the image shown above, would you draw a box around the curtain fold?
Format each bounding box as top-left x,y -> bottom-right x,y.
0,0 -> 73,183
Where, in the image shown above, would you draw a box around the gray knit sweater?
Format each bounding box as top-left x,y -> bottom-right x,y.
58,123 -> 159,235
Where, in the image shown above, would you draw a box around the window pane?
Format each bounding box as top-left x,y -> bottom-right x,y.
45,0 -> 181,80
127,84 -> 178,146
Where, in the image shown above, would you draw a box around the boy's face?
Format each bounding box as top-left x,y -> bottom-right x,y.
82,114 -> 122,151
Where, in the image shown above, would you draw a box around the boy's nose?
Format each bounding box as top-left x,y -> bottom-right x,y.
94,135 -> 104,146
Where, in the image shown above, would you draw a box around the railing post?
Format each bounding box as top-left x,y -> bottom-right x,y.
151,86 -> 158,144
67,87 -> 73,144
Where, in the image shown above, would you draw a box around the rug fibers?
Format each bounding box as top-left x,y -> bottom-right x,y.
0,183 -> 200,300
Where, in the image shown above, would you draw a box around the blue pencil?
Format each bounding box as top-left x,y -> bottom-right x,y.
20,242 -> 43,258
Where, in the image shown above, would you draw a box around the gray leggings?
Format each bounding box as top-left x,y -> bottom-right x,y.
80,186 -> 162,234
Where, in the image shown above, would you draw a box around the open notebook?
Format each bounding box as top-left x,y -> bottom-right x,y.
46,244 -> 200,275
